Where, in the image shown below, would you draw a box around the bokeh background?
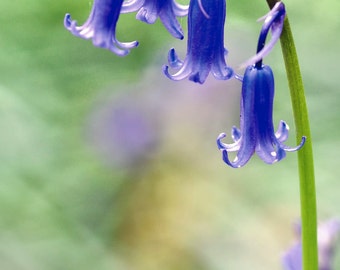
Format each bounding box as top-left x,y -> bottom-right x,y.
0,0 -> 339,269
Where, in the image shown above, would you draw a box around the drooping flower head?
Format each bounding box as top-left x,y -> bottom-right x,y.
241,1 -> 286,68
163,0 -> 233,84
217,2 -> 305,168
64,0 -> 138,56
282,219 -> 340,270
121,0 -> 188,39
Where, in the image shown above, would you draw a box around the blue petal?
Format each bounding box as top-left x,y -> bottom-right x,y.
121,0 -> 144,13
217,66 -> 256,167
231,126 -> 241,141
216,132 -> 240,152
211,49 -> 234,81
256,141 -> 286,164
163,0 -> 233,83
251,65 -> 304,163
123,0 -> 187,39
217,125 -> 254,168
64,0 -> 138,56
280,136 -> 306,152
220,141 -> 255,168
275,120 -> 289,143
172,1 -> 189,16
167,48 -> 184,68
251,65 -> 283,163
158,1 -> 186,39
136,7 -> 158,23
162,60 -> 192,81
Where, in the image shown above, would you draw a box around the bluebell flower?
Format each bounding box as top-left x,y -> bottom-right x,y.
64,0 -> 138,56
241,1 -> 286,68
282,219 -> 340,270
216,2 -> 305,168
163,0 -> 233,84
121,0 -> 188,39
217,65 -> 305,168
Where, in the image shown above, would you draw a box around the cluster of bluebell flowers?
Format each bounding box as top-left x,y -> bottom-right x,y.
64,0 -> 305,168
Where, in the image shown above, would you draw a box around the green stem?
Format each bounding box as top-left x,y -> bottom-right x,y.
265,1 -> 318,270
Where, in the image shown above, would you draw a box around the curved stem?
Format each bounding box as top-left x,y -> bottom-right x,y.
265,1 -> 318,270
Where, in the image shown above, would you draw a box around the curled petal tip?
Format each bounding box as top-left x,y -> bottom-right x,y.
275,120 -> 289,142
300,136 -> 307,147
217,133 -> 227,150
162,58 -> 192,82
64,13 -> 71,28
120,0 -> 144,13
167,48 -> 183,69
283,136 -> 306,152
217,132 -> 227,140
173,1 -> 189,16
221,150 -> 236,167
221,150 -> 243,168
118,40 -> 139,50
162,64 -> 191,81
162,65 -> 172,80
64,13 -> 81,35
216,131 -> 241,152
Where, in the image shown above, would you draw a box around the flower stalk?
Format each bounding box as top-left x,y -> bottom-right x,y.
266,1 -> 318,269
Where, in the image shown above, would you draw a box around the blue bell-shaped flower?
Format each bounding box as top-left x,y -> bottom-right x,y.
163,0 -> 233,84
64,0 -> 138,56
217,64 -> 305,168
217,2 -> 305,168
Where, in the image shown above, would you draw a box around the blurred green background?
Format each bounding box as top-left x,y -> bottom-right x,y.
0,0 -> 339,269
